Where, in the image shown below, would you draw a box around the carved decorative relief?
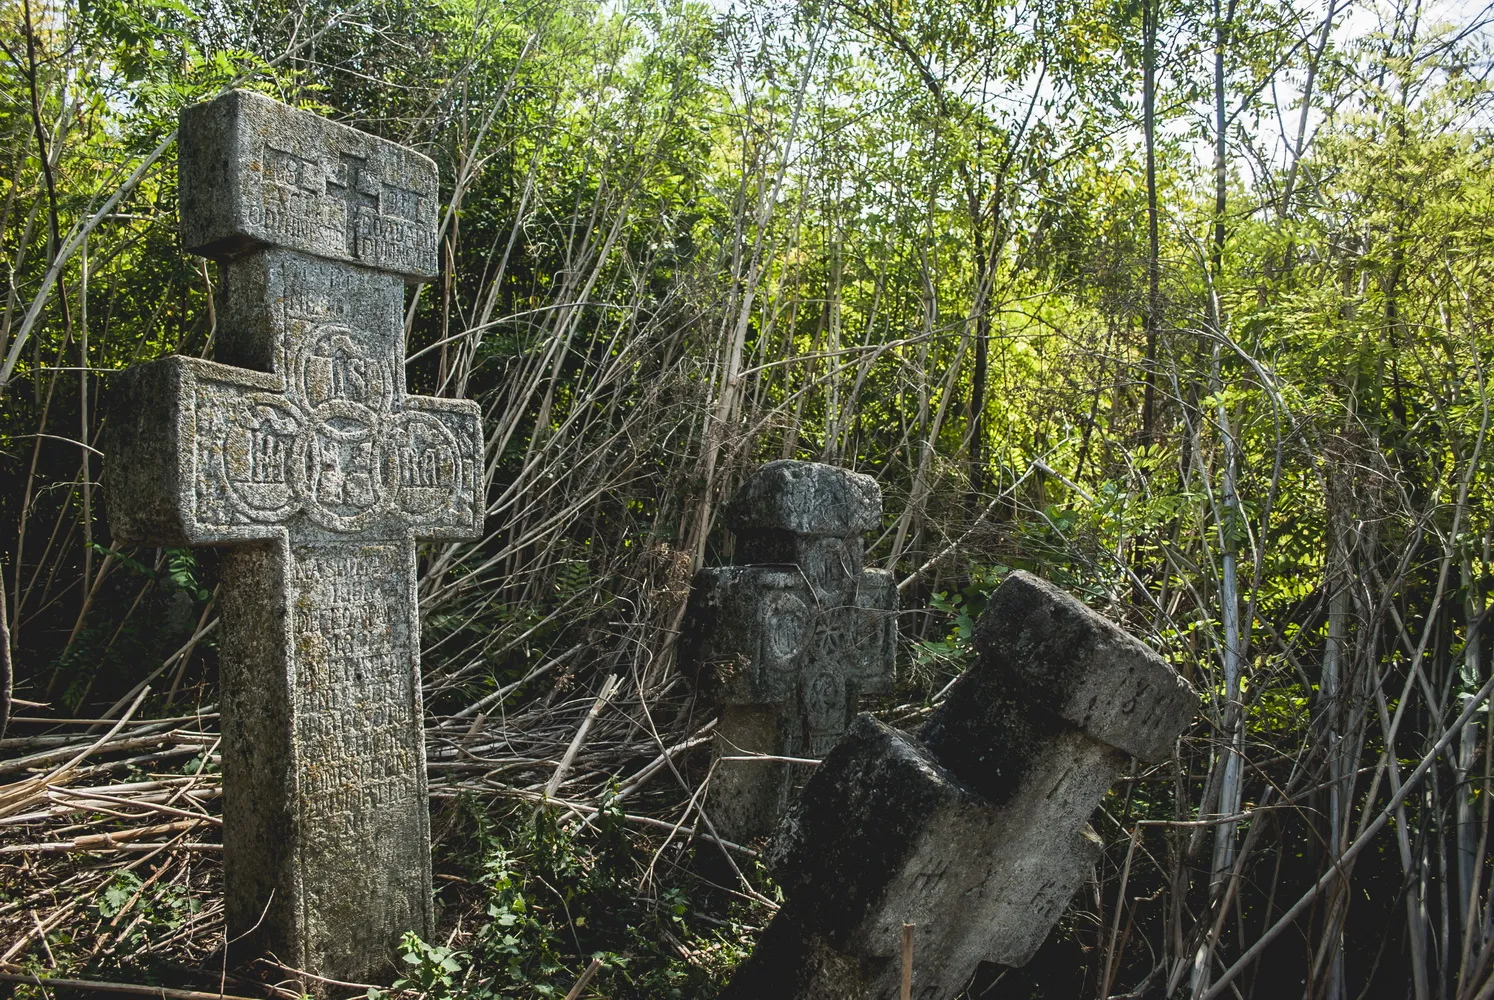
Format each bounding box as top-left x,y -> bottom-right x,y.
192,325 -> 474,535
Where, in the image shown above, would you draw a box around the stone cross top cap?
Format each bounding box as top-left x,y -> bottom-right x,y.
727,459 -> 882,538
922,570 -> 1198,770
180,90 -> 439,280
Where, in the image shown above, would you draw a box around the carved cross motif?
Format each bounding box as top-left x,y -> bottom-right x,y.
326,153 -> 380,259
103,91 -> 482,987
683,460 -> 897,843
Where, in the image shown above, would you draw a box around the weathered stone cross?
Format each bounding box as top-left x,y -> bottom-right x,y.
719,572 -> 1198,1000
683,460 -> 897,843
102,91 -> 483,984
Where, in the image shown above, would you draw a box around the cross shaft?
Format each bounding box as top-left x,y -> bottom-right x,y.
103,91 -> 482,986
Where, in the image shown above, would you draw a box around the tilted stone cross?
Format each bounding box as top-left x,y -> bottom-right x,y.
720,571 -> 1198,1000
683,460 -> 897,843
102,91 -> 483,984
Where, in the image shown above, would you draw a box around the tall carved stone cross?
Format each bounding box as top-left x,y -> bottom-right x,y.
683,460 -> 897,843
102,91 -> 484,984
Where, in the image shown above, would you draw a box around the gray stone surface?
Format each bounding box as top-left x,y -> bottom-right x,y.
180,90 -> 439,279
102,91 -> 482,987
726,459 -> 882,539
719,571 -> 1198,1000
683,460 -> 896,843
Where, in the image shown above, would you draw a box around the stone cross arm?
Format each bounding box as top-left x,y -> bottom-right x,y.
685,563 -> 896,707
721,572 -> 1198,1000
181,89 -> 439,280
110,91 -> 480,549
106,354 -> 482,548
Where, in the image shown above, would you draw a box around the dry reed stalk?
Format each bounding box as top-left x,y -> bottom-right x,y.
0,970 -> 266,1000
545,674 -> 622,798
0,686 -> 149,818
0,673 -> 734,972
901,921 -> 914,1000
562,956 -> 603,1000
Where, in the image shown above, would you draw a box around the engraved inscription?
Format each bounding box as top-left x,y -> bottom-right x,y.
292,546 -> 418,822
394,411 -> 460,516
181,89 -> 441,277
912,860 -> 949,892
258,145 -> 343,252
249,139 -> 437,273
190,319 -> 473,535
287,542 -> 427,969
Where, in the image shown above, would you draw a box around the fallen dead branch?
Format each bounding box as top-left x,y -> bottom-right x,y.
0,970 -> 266,1000
1,673 -> 728,974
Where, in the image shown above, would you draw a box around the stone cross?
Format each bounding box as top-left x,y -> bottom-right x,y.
102,91 -> 483,985
719,571 -> 1198,1000
683,460 -> 897,843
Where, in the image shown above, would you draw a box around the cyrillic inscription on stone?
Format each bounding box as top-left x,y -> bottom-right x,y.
180,90 -> 438,277
682,460 -> 897,843
718,572 -> 1199,1000
103,90 -> 482,988
186,254 -> 479,539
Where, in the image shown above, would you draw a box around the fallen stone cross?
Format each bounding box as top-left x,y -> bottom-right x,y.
719,570 -> 1198,1000
102,91 -> 483,985
683,460 -> 897,843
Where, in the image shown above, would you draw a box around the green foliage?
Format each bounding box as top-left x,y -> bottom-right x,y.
4,0 -> 1494,995
371,798 -> 749,999
96,872 -> 143,919
163,549 -> 211,603
392,932 -> 467,996
92,871 -> 200,949
911,562 -> 1007,682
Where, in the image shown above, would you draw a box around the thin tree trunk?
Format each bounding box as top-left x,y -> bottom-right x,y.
969,234 -> 989,494
1206,0 -> 1245,886
0,573 -> 9,740
1140,0 -> 1160,444
1458,550 -> 1486,975
1320,512 -> 1351,1000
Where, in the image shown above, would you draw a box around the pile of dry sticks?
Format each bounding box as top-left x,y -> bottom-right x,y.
0,669 -> 760,996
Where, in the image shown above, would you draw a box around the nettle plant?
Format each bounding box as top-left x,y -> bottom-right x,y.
910,563 -> 1009,688
375,796 -> 752,999
95,871 -> 201,952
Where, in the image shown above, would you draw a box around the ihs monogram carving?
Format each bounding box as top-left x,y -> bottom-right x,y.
199,325 -> 464,534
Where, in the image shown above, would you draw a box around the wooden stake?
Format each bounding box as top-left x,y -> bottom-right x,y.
563,956 -> 604,1000
901,921 -> 914,1000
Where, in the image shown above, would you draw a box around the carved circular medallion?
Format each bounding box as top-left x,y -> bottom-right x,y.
290,398 -> 396,532
801,669 -> 847,731
814,621 -> 850,659
389,410 -> 463,517
220,393 -> 303,522
284,325 -> 400,532
294,325 -> 393,413
207,321 -> 471,535
759,590 -> 810,665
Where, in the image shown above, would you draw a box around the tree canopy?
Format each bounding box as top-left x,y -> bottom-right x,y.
2,0 -> 1493,997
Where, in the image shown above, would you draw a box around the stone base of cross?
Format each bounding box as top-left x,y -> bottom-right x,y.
718,572 -> 1198,1000
103,91 -> 483,986
683,461 -> 897,843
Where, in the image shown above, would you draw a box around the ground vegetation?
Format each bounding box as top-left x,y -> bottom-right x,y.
1,0 -> 1493,997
